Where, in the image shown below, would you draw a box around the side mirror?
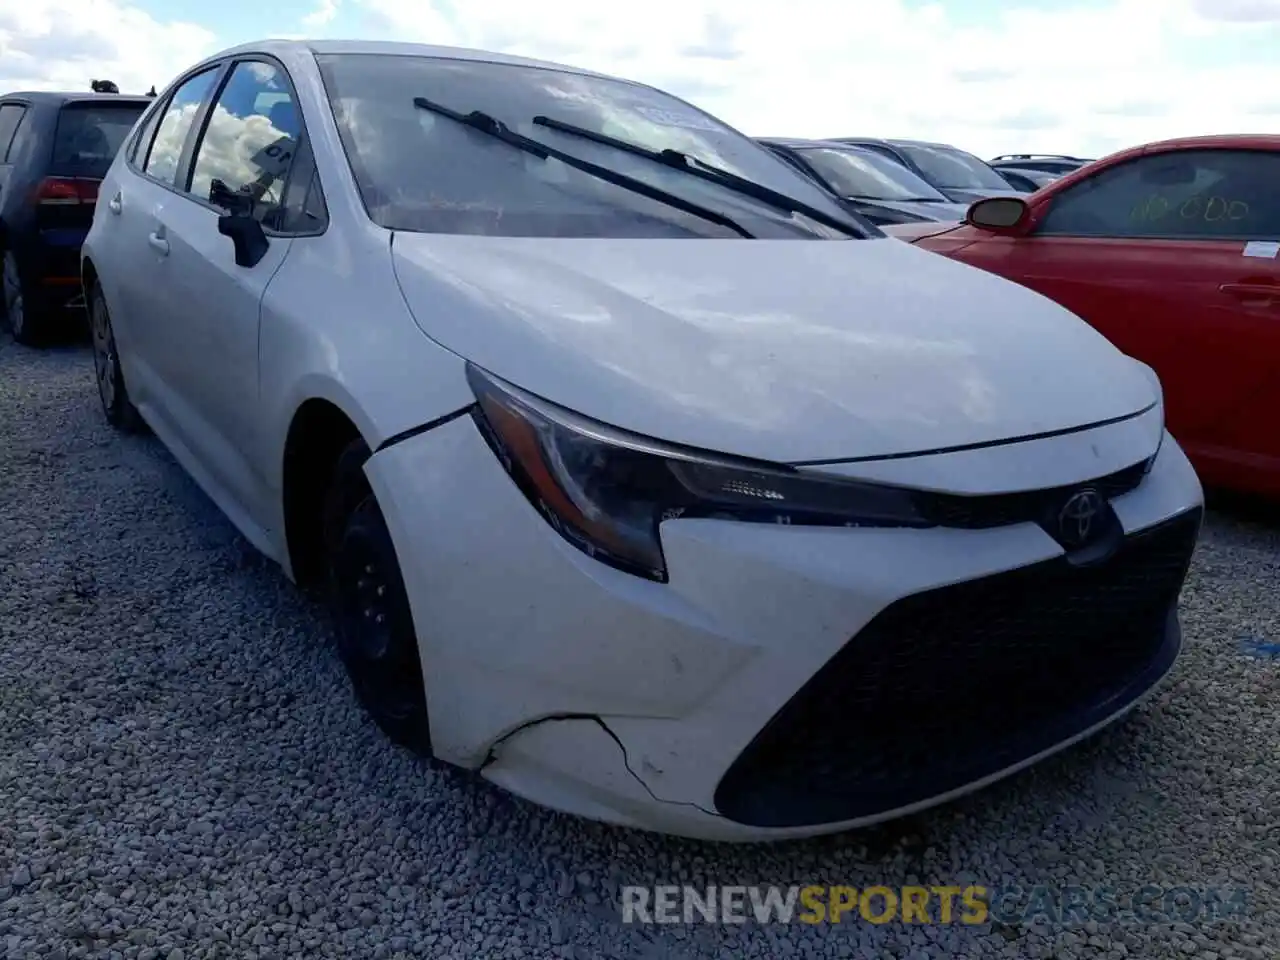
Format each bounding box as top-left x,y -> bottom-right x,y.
217,213 -> 270,268
966,196 -> 1030,233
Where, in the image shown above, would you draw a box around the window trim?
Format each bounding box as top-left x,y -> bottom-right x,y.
0,102 -> 30,164
1032,148 -> 1280,243
178,53 -> 328,239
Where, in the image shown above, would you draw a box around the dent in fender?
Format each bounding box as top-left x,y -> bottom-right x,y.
482,714 -> 720,820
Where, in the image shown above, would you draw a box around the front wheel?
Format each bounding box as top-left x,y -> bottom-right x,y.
324,441 -> 432,754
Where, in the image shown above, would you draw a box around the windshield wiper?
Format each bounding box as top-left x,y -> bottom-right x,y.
412,97 -> 753,239
531,115 -> 867,238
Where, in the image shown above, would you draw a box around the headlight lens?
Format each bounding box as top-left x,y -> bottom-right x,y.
467,364 -> 932,581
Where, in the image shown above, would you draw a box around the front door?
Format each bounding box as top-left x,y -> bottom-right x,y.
143,57 -> 306,530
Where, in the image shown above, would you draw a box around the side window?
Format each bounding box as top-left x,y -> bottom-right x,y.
144,67 -> 221,186
128,99 -> 165,166
1037,150 -> 1280,241
0,105 -> 27,162
187,59 -> 300,226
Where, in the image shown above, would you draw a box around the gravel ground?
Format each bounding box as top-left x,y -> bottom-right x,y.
1,333 -> 1278,960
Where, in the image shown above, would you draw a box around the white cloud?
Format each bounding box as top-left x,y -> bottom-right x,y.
302,0 -> 339,29
342,0 -> 1280,158
0,0 -> 215,98
4,0 -> 1277,160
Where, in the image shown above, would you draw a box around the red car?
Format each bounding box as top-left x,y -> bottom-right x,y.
896,135 -> 1280,498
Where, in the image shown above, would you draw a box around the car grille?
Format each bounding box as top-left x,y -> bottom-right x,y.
713,507 -> 1201,829
916,458 -> 1150,530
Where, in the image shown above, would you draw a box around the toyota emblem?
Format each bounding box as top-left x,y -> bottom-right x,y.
1056,488 -> 1105,548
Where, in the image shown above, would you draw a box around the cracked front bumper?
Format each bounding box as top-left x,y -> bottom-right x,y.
365,410 -> 1203,842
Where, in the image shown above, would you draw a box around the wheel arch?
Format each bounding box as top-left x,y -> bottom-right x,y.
280,396 -> 368,587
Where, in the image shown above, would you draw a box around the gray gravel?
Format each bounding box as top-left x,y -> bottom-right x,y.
1,333 -> 1278,960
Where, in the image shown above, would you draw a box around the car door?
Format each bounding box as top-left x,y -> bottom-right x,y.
952,147 -> 1280,483
102,64 -> 224,409
142,56 -> 303,528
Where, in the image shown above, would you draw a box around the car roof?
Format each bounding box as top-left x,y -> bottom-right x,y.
759,137 -> 873,151
1072,133 -> 1280,172
1140,133 -> 1280,152
0,91 -> 152,106
202,38 -> 622,83
887,138 -> 973,152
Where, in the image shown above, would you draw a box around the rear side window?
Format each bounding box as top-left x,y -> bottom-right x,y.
0,104 -> 26,162
52,103 -> 148,177
144,67 -> 220,186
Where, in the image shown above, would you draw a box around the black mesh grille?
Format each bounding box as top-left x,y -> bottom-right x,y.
916,459 -> 1149,530
713,507 -> 1201,829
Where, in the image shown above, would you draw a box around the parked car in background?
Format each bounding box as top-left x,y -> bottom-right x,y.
757,137 -> 968,225
904,135 -> 1280,498
84,39 -> 1202,841
0,91 -> 150,344
832,137 -> 1025,203
994,167 -> 1058,193
991,154 -> 1092,176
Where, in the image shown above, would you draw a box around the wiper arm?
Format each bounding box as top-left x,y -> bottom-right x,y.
531,115 -> 867,238
412,98 -> 753,239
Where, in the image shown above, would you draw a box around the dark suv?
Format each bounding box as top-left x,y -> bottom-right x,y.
0,92 -> 150,343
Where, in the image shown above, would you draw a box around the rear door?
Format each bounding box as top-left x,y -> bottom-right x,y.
101,65 -> 223,412
953,147 -> 1280,481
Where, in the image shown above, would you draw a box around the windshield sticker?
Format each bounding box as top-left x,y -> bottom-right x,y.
631,104 -> 723,133
1243,240 -> 1280,258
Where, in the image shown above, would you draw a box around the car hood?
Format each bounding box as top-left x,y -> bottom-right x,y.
865,198 -> 972,222
391,233 -> 1156,464
880,221 -> 966,241
939,186 -> 1026,204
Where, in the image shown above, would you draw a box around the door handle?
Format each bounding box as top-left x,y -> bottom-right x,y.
147,232 -> 169,256
107,192 -> 122,215
1220,282 -> 1280,300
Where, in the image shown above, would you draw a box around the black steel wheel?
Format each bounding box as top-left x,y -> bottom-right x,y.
325,442 -> 431,754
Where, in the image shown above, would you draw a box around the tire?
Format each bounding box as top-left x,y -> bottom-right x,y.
323,439 -> 432,754
89,282 -> 145,433
2,250 -> 44,346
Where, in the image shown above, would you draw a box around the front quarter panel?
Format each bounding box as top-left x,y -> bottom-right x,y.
258,220 -> 474,497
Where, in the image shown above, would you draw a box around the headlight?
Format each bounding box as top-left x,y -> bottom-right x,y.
467,364 -> 932,582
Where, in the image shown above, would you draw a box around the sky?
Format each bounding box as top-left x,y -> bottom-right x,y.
1,0 -> 1279,159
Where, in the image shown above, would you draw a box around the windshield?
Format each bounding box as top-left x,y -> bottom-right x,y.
52,102 -> 147,177
316,53 -> 853,239
795,146 -> 948,202
895,143 -> 1012,191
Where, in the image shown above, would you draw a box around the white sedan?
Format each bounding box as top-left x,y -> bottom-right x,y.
82,39 -> 1204,841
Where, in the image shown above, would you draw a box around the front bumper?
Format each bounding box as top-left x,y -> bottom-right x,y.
364,412 -> 1203,841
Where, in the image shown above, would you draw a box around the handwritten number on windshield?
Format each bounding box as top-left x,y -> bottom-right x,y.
1131,194 -> 1250,223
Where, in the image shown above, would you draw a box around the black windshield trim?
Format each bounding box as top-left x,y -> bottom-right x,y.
412,97 -> 753,239
530,115 -> 871,239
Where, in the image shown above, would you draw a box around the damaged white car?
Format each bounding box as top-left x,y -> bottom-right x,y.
82,39 -> 1203,840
